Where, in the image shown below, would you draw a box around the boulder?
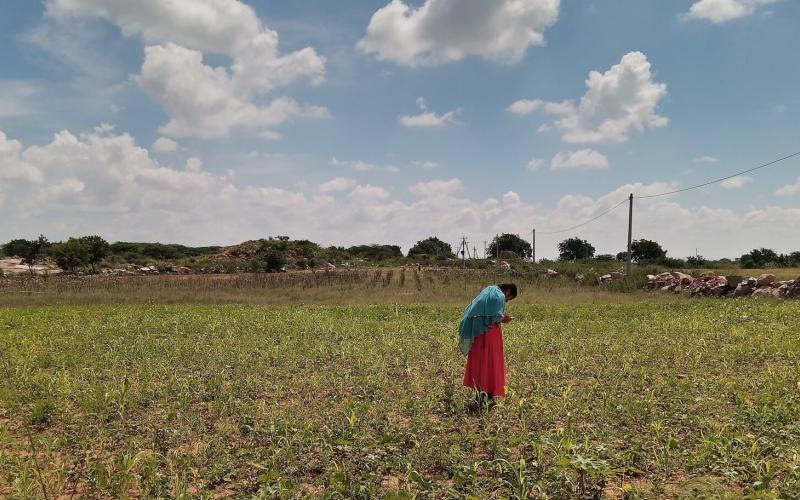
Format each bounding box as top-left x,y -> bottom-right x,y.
574,274 -> 585,284
752,287 -> 775,298
756,274 -> 777,287
733,283 -> 752,297
546,269 -> 559,277
785,279 -> 800,299
671,272 -> 694,285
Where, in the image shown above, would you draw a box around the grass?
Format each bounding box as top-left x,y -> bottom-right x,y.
2,297 -> 800,497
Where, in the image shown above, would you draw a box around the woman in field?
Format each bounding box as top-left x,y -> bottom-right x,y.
459,283 -> 517,403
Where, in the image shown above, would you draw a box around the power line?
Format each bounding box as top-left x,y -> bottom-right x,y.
535,149 -> 800,236
537,198 -> 629,235
635,150 -> 800,199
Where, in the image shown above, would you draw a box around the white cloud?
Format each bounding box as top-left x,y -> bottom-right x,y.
137,44 -> 328,138
517,52 -> 668,144
502,191 -> 521,205
331,157 -> 400,173
358,0 -> 560,67
720,176 -> 753,189
409,178 -> 463,197
0,131 -> 45,183
4,126 -> 800,259
45,0 -> 327,138
348,184 -> 391,202
399,97 -> 461,128
413,160 -> 439,169
551,149 -> 609,170
316,177 -> 357,194
0,81 -> 40,118
775,177 -> 800,197
507,99 -> 543,116
152,137 -> 179,153
185,157 -> 203,172
684,0 -> 778,23
693,156 -> 720,163
260,131 -> 283,141
527,157 -> 545,171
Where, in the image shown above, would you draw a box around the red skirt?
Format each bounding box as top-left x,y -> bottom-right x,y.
463,323 -> 506,396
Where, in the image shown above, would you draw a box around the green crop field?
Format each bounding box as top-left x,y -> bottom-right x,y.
3,294 -> 800,498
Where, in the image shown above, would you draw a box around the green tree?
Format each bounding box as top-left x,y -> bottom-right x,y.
740,248 -> 780,268
79,235 -> 110,272
50,238 -> 89,272
557,237 -> 595,261
261,248 -> 287,273
686,254 -> 707,267
347,244 -> 403,261
630,239 -> 667,263
3,235 -> 50,275
407,237 -> 454,259
487,234 -> 532,259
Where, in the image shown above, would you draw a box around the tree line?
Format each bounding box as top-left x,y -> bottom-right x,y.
3,233 -> 799,275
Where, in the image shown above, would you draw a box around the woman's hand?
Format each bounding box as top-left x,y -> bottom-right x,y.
501,314 -> 512,324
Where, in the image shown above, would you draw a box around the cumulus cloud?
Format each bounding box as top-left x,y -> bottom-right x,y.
720,176 -> 753,189
45,0 -> 327,138
136,44 -> 328,138
413,160 -> 439,169
348,184 -> 392,202
507,99 -> 543,116
693,155 -> 720,163
4,126 -> 800,258
0,131 -> 45,183
527,157 -> 545,171
358,0 -> 560,67
316,177 -> 357,194
399,97 -> 461,128
152,137 -> 179,153
775,177 -> 800,197
408,178 -> 463,197
512,52 -> 668,144
551,149 -> 609,170
684,0 -> 778,23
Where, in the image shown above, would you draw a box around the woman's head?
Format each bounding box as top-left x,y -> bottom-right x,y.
498,283 -> 517,301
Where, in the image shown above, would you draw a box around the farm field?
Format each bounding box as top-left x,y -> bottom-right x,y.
3,296 -> 800,498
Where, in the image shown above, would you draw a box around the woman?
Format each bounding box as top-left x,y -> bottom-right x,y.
459,283 -> 517,401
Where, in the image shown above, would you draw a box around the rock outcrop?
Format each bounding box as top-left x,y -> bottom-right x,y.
647,271 -> 798,300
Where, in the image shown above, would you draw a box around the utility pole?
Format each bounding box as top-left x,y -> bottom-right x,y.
483,241 -> 487,259
626,193 -> 633,275
531,228 -> 536,263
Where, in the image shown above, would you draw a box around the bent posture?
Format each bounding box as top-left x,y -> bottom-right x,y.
459,283 -> 517,399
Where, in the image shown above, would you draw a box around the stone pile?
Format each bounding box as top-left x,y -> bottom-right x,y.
647,271 -> 800,299
599,272 -> 625,284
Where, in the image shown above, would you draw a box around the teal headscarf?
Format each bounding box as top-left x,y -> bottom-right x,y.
458,285 -> 506,355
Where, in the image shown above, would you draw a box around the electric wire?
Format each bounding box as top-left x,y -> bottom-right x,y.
534,149 -> 800,235
537,198 -> 629,235
635,150 -> 800,199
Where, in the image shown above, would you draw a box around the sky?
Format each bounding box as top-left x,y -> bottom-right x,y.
1,0 -> 799,259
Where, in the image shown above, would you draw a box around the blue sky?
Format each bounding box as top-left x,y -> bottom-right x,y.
1,0 -> 798,258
